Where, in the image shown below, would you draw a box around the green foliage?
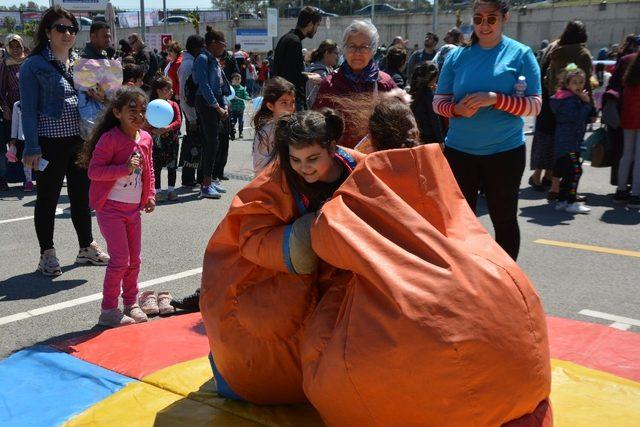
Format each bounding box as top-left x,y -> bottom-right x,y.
187,11 -> 201,35
3,16 -> 16,33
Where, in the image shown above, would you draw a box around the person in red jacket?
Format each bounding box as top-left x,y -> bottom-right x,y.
164,41 -> 182,102
614,51 -> 640,207
313,20 -> 397,148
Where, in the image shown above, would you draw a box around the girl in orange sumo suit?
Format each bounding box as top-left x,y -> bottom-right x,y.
200,108 -> 365,404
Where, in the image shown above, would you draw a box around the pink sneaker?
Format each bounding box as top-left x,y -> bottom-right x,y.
158,292 -> 175,315
139,290 -> 159,315
23,182 -> 35,192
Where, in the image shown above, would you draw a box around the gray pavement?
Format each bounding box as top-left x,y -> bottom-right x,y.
1,117 -> 639,359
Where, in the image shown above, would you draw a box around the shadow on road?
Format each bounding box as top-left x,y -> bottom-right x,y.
0,271 -> 87,302
519,204 -> 574,226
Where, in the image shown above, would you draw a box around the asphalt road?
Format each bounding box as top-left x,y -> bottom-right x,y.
1,117 -> 638,359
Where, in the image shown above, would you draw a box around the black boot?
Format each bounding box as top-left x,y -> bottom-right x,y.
170,288 -> 201,312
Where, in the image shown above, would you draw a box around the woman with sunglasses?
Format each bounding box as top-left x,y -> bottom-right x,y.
20,6 -> 108,276
433,0 -> 542,261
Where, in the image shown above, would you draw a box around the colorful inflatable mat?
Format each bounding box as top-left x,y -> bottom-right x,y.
1,313 -> 638,426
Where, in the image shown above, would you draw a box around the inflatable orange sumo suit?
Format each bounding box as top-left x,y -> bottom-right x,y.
302,144 -> 552,426
200,148 -> 362,404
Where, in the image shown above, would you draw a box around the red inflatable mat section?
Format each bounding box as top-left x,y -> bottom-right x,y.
53,313 -> 639,383
53,313 -> 210,379
547,316 -> 640,382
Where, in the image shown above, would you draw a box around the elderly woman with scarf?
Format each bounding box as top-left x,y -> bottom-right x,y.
313,20 -> 396,148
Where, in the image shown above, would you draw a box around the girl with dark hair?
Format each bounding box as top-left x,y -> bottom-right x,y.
20,6 -> 108,276
614,51 -> 640,207
252,76 -> 295,174
368,98 -> 420,151
409,61 -> 443,144
305,39 -> 339,108
146,76 -> 182,202
433,0 -> 542,260
200,108 -> 363,403
81,86 -> 156,327
549,65 -> 593,214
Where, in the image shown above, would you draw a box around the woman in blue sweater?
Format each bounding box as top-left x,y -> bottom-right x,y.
433,0 -> 542,260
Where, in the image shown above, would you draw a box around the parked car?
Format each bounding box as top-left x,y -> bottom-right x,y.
355,4 -> 406,15
78,16 -> 92,28
159,15 -> 191,25
283,7 -> 338,18
238,12 -> 260,20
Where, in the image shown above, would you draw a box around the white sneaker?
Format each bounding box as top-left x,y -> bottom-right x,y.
76,241 -> 109,266
38,248 -> 62,276
124,304 -> 149,323
565,202 -> 591,214
555,201 -> 568,211
98,308 -> 135,327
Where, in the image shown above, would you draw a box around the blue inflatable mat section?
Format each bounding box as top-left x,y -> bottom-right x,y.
0,345 -> 134,426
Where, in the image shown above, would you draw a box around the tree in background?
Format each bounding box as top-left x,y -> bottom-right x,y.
3,16 -> 16,33
188,11 -> 201,35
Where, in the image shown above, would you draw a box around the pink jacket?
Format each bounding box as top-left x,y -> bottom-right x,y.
88,127 -> 155,212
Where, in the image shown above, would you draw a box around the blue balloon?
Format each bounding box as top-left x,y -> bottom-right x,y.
146,99 -> 174,128
252,96 -> 263,111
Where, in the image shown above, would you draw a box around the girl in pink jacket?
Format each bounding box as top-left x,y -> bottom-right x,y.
79,86 -> 156,327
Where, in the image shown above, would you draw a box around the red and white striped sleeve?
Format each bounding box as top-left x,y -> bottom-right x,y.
433,94 -> 456,118
494,94 -> 542,117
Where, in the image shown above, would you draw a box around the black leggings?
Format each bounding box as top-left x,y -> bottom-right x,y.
154,166 -> 177,189
445,145 -> 526,260
35,136 -> 93,253
195,95 -> 220,181
553,152 -> 582,203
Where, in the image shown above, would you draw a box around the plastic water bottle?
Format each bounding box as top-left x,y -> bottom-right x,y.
514,76 -> 527,97
131,152 -> 141,175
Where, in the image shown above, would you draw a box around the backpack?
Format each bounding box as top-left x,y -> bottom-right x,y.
185,73 -> 198,108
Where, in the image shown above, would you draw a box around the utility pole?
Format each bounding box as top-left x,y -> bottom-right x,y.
433,0 -> 438,33
163,0 -> 167,33
371,0 -> 375,23
140,0 -> 146,39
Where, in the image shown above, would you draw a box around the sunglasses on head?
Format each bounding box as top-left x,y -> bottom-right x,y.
51,24 -> 78,35
473,15 -> 499,26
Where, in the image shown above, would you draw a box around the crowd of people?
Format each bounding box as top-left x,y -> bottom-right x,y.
0,4 -> 638,322
2,1 -> 639,424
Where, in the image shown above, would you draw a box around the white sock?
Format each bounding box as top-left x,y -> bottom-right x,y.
24,168 -> 32,182
168,186 -> 175,192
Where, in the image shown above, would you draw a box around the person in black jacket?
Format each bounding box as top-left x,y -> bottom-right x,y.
272,6 -> 322,111
128,33 -> 159,89
409,62 -> 443,144
385,45 -> 408,89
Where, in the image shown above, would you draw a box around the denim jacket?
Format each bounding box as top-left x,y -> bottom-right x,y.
193,49 -> 223,108
20,50 -> 76,155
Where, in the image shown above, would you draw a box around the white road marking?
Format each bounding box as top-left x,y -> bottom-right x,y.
0,267 -> 202,327
0,208 -> 64,225
610,322 -> 632,331
579,309 -> 640,330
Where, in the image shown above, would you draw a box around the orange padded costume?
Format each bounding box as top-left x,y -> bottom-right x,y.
303,144 -> 552,426
200,147 -> 363,404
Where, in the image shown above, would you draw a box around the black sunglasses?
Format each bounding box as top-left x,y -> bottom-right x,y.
51,24 -> 79,35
